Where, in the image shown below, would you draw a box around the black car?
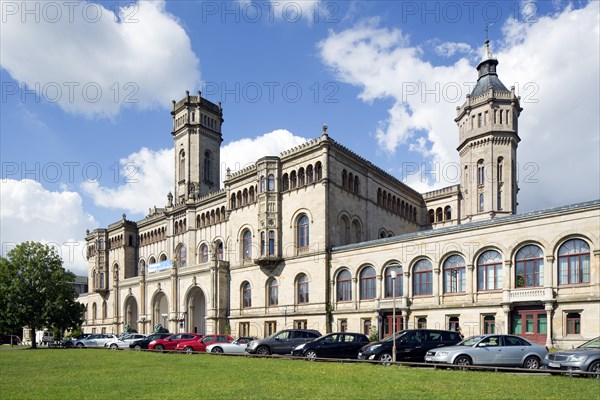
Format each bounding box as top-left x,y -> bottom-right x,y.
245,329 -> 322,355
129,333 -> 171,350
291,332 -> 370,360
358,329 -> 462,365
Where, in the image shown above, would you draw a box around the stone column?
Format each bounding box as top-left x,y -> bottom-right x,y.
466,263 -> 475,303
352,277 -> 358,310
545,255 -> 555,288
502,304 -> 511,335
403,271 -> 410,300
544,302 -> 554,348
433,267 -> 441,305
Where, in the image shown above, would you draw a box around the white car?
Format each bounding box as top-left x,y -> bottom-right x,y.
105,334 -> 147,349
206,337 -> 256,354
75,334 -> 118,348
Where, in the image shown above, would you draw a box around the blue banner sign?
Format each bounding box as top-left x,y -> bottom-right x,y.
148,259 -> 173,274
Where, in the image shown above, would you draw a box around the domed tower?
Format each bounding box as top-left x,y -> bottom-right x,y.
456,40 -> 522,221
171,91 -> 224,203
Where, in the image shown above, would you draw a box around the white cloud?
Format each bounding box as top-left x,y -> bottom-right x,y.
0,179 -> 97,276
0,0 -> 200,118
434,42 -> 475,58
318,3 -> 600,210
81,147 -> 173,215
81,129 -> 309,216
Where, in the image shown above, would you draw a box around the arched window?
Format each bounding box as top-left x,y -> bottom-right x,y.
215,240 -> 224,261
497,157 -> 503,182
558,239 -> 590,285
444,206 -> 452,221
282,174 -> 289,191
428,209 -> 435,224
297,215 -> 309,249
377,188 -> 382,205
342,169 -> 348,188
443,255 -> 466,293
260,176 -> 265,193
200,244 -> 209,263
352,220 -> 361,243
384,264 -> 403,297
102,301 -> 107,320
340,216 -> 350,245
315,162 -> 322,181
242,189 -> 248,205
413,259 -> 433,296
268,231 -> 275,256
268,174 -> 275,191
249,186 -> 255,203
347,173 -> 354,190
203,151 -> 212,182
306,165 -> 314,184
290,171 -> 297,189
267,278 -> 278,307
159,254 -> 167,262
149,256 -> 156,265
231,194 -> 236,209
260,232 -> 266,256
354,176 -> 359,194
242,230 -> 252,260
137,260 -> 145,276
515,245 -> 543,288
359,266 -> 376,300
179,150 -> 185,181
92,303 -> 97,321
436,208 -> 443,222
242,282 -> 252,308
177,244 -> 187,267
479,193 -> 484,212
336,270 -> 352,302
477,250 -> 502,291
297,274 -> 309,304
298,168 -> 305,186
477,159 -> 484,186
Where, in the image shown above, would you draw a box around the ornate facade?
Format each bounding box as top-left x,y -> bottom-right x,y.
79,42 -> 599,348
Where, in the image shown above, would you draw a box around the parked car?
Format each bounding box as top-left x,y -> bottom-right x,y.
75,334 -> 118,348
129,333 -> 171,350
543,336 -> 600,377
424,334 -> 548,369
149,333 -> 201,352
105,334 -> 147,349
358,329 -> 462,365
292,332 -> 370,360
1,335 -> 21,345
176,334 -> 234,353
63,334 -> 90,348
207,337 -> 256,354
246,329 -> 322,355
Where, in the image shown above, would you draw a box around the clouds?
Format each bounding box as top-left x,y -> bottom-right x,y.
0,1 -> 200,118
0,179 -> 97,276
81,129 -> 309,217
318,2 -> 599,210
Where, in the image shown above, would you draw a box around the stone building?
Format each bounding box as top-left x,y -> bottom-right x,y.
79,42 -> 599,348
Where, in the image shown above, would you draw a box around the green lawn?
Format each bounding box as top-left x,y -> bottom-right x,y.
1,348 -> 598,399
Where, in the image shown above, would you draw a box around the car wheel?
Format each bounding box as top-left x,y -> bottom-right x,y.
110,344 -> 118,350
76,343 -> 84,348
523,356 -> 541,369
454,355 -> 472,370
211,347 -> 223,353
305,350 -> 318,361
155,344 -> 164,352
184,346 -> 194,354
134,344 -> 142,350
588,361 -> 600,378
378,353 -> 393,366
256,346 -> 270,355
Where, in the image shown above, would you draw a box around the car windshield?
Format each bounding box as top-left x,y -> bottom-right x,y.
579,337 -> 600,349
381,331 -> 406,342
458,336 -> 486,346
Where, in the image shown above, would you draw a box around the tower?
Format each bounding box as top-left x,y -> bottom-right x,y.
171,91 -> 224,202
456,40 -> 522,221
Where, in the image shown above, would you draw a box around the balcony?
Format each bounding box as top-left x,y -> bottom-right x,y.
253,256 -> 282,268
506,287 -> 554,303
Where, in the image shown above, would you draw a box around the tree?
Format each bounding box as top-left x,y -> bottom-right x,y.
0,242 -> 84,348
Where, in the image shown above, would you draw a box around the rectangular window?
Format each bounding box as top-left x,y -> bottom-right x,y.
294,320 -> 307,329
417,317 -> 427,329
525,315 -> 534,333
479,193 -> 484,212
339,319 -> 348,333
537,314 -> 547,334
478,113 -> 482,127
101,327 -> 106,334
484,316 -> 495,334
484,111 -> 488,125
239,322 -> 250,337
363,319 -> 372,336
265,321 -> 277,337
566,313 -> 581,335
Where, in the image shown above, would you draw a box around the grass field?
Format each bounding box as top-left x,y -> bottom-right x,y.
1,347 -> 598,399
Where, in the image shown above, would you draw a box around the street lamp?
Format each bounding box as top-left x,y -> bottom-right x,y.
391,269 -> 397,364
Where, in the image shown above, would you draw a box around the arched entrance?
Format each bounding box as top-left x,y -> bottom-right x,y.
186,287 -> 206,335
152,292 -> 169,331
124,296 -> 139,332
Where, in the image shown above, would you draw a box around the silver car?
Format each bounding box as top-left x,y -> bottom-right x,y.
206,337 -> 256,354
75,334 -> 118,348
425,334 -> 548,369
543,337 -> 600,377
105,334 -> 147,349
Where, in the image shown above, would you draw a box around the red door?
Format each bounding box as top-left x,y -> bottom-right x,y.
383,315 -> 403,337
511,307 -> 547,344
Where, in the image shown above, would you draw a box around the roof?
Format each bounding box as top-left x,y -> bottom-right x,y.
470,73 -> 509,98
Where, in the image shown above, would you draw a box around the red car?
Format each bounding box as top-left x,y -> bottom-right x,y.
176,334 -> 234,354
149,333 -> 201,352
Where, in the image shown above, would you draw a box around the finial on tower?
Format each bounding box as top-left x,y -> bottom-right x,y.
322,124 -> 328,138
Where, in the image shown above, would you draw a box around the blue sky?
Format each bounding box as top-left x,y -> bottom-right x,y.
1,0 -> 599,275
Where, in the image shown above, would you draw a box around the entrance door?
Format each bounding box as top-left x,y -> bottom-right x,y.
511,307 -> 546,344
383,315 -> 403,337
